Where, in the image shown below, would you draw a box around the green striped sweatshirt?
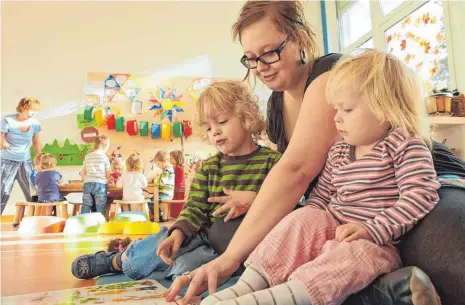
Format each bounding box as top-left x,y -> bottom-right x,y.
170,146 -> 281,240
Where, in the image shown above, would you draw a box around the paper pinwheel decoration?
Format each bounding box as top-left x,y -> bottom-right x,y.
149,87 -> 185,122
187,78 -> 214,101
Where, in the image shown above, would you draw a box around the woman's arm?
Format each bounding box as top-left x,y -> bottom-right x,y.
166,74 -> 341,302
32,132 -> 42,154
224,73 -> 339,262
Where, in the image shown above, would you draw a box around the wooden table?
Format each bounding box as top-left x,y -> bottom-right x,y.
59,183 -> 160,222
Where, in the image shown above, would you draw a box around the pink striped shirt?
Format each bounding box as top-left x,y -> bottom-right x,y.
306,131 -> 440,246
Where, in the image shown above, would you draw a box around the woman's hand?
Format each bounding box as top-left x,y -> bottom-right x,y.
164,253 -> 242,304
208,189 -> 257,222
157,229 -> 185,266
1,139 -> 8,150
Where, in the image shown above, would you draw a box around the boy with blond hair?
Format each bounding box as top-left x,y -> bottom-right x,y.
72,80 -> 281,283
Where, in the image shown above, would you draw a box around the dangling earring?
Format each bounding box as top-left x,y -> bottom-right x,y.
300,50 -> 308,65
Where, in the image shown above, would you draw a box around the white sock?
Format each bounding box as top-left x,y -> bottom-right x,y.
201,264 -> 270,305
216,280 -> 311,305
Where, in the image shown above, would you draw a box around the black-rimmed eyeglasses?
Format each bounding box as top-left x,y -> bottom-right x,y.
240,35 -> 290,69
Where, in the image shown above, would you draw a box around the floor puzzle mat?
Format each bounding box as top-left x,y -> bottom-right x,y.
1,279 -> 200,305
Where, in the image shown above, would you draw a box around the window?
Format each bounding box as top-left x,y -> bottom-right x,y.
337,1 -> 372,49
326,0 -> 456,92
379,0 -> 404,15
385,0 -> 449,90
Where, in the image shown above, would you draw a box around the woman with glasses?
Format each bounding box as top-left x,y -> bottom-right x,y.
165,2 -> 465,305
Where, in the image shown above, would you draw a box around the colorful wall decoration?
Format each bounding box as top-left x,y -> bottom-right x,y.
31,139 -> 92,166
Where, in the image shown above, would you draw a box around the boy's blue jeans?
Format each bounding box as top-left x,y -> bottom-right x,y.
81,182 -> 107,215
122,226 -> 218,280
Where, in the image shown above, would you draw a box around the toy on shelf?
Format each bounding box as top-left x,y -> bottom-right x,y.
161,123 -> 171,141
107,114 -> 116,130
127,120 -> 138,136
116,117 -> 125,132
140,121 -> 149,136
183,120 -> 192,138
151,124 -> 161,139
83,105 -> 95,121
94,108 -> 106,126
173,122 -> 183,138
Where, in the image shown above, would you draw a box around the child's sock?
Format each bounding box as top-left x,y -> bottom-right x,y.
207,281 -> 311,305
201,264 -> 270,304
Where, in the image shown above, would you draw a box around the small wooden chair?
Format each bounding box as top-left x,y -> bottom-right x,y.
64,193 -> 83,217
14,201 -> 68,225
113,200 -> 150,216
159,178 -> 192,221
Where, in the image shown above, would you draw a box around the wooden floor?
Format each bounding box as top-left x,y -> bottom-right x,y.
0,220 -> 171,297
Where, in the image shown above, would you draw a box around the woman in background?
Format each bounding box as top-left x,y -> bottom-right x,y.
1,97 -> 42,214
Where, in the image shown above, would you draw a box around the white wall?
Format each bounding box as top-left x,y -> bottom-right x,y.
0,1 -> 324,215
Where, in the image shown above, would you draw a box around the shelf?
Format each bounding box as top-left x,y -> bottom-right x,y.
429,116 -> 465,125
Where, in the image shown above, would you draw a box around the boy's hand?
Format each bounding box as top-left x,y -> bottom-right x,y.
335,223 -> 374,243
208,189 -> 257,222
157,229 -> 185,266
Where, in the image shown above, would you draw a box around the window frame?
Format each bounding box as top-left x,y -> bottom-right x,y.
324,0 -> 459,89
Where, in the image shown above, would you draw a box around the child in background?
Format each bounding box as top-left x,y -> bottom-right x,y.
35,153 -> 63,215
169,150 -> 186,218
108,157 -> 124,185
80,135 -> 111,215
106,157 -> 125,217
147,151 -> 174,219
116,154 -> 148,211
71,80 -> 281,285
30,152 -> 44,202
202,51 -> 441,305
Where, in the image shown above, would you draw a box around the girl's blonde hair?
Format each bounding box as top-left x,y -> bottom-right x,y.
196,80 -> 265,140
16,97 -> 40,113
93,135 -> 109,150
40,153 -> 56,170
170,150 -> 185,167
126,154 -> 142,172
232,1 -> 318,81
154,150 -> 169,163
111,157 -> 125,172
326,49 -> 430,145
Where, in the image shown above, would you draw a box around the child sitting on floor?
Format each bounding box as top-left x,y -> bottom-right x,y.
202,51 -> 441,305
34,153 -> 63,215
116,153 -> 148,211
71,80 -> 281,282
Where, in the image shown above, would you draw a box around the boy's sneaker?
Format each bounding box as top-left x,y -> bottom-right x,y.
71,251 -> 118,279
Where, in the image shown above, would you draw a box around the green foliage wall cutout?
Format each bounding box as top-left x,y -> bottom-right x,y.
31,139 -> 92,166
